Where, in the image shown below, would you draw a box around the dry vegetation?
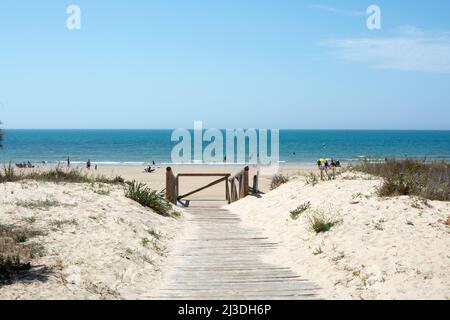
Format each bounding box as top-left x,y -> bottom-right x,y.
0,164 -> 124,185
270,174 -> 289,190
0,163 -> 179,295
0,165 -> 175,217
0,224 -> 45,286
351,159 -> 450,201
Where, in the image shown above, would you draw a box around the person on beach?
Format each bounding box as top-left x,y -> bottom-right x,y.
86,159 -> 91,170
67,157 -> 70,167
317,159 -> 321,169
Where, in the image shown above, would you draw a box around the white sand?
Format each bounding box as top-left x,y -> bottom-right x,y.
226,171 -> 450,300
95,164 -> 314,201
0,181 -> 182,299
3,167 -> 448,300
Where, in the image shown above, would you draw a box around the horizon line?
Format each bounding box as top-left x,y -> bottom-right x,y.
2,128 -> 450,131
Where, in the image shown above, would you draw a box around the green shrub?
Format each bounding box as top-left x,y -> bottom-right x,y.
308,211 -> 340,233
93,189 -> 111,196
13,234 -> 28,243
125,181 -> 174,217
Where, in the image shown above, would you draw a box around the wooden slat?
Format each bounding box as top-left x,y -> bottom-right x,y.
146,208 -> 319,300
178,173 -> 230,177
177,176 -> 228,200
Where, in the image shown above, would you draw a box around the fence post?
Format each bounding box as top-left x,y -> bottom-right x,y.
166,167 -> 175,204
252,172 -> 259,194
243,166 -> 249,197
226,179 -> 230,204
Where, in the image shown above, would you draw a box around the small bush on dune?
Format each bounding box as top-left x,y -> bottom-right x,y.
16,197 -> 62,210
305,172 -> 319,186
0,255 -> 30,286
351,159 -> 450,201
1,163 -> 16,182
308,211 -> 340,233
0,224 -> 43,286
290,201 -> 311,220
270,174 -> 289,190
96,175 -> 124,184
125,181 -> 174,217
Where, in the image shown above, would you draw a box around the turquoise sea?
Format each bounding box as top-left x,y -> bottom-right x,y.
1,130 -> 450,165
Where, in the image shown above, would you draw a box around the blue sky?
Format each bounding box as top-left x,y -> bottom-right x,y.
1,0 -> 450,129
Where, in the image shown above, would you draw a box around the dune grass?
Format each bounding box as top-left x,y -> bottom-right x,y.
0,164 -> 124,185
351,159 -> 450,201
270,174 -> 289,190
290,201 -> 311,220
16,198 -> 62,210
308,211 -> 340,233
125,181 -> 175,217
0,224 -> 44,286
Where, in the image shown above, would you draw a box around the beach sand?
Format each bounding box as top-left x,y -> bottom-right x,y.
1,164 -> 449,299
226,170 -> 450,299
95,164 -> 314,204
0,180 -> 182,299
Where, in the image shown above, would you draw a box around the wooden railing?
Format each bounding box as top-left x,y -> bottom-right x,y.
228,166 -> 249,203
166,166 -> 257,206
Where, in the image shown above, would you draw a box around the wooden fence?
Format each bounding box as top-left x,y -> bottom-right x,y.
166,166 -> 258,206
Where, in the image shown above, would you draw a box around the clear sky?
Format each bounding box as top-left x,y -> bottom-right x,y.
1,0 -> 450,129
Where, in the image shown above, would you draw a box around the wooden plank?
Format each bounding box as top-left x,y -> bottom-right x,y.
177,176 -> 228,200
178,173 -> 230,177
147,207 -> 319,300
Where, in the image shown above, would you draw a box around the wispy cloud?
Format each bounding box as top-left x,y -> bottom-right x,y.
309,4 -> 366,17
320,28 -> 450,74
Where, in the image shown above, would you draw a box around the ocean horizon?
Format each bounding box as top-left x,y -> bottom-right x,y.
1,129 -> 450,165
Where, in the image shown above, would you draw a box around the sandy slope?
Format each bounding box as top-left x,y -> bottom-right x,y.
0,181 -> 182,299
226,171 -> 450,300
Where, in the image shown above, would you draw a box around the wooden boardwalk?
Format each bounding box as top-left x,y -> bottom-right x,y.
150,208 -> 319,300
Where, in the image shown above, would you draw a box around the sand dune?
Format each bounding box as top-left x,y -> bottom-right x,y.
226,171 -> 450,299
2,166 -> 449,300
0,181 -> 182,299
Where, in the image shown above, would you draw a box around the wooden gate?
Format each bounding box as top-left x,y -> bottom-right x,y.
166,166 -> 256,206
